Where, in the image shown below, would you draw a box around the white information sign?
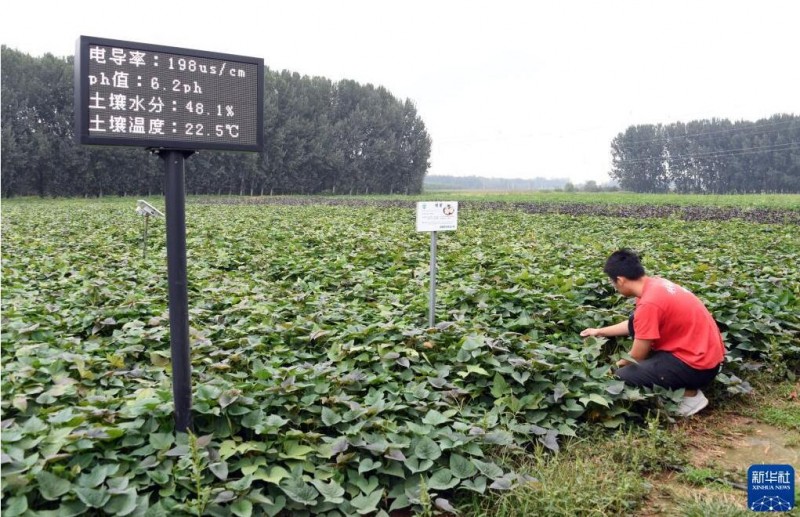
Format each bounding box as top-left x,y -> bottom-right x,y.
416,201 -> 458,232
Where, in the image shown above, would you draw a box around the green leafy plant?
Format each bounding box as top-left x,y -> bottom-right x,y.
2,198 -> 797,514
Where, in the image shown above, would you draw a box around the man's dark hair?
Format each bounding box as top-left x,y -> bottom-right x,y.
603,249 -> 645,281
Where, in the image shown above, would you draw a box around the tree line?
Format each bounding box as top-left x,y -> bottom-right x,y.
1,46 -> 431,198
610,115 -> 800,193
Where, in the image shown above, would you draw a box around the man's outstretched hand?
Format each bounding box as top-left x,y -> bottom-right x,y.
580,328 -> 602,338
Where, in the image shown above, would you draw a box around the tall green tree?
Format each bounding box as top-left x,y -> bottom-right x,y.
610,115 -> 800,193
2,47 -> 432,197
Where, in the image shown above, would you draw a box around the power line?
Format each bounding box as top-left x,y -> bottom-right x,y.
439,118 -> 798,147
614,118 -> 798,146
614,141 -> 800,165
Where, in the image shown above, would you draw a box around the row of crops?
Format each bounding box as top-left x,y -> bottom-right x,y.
2,199 -> 798,516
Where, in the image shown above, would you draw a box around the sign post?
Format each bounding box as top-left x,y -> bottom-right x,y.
75,36 -> 264,433
136,200 -> 164,259
416,202 -> 458,327
163,150 -> 193,431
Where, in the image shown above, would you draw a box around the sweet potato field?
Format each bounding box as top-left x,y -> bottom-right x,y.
2,198 -> 798,516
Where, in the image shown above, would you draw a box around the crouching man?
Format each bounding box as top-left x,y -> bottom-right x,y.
580,249 -> 725,416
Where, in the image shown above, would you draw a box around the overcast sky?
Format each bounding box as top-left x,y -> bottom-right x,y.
3,0 -> 799,184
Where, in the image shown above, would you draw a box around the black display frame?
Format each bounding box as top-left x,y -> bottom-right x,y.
75,35 -> 264,152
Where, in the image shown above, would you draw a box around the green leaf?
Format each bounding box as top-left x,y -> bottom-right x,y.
472,459 -> 503,480
553,382 -> 569,402
331,437 -> 349,454
407,421 -> 432,435
414,437 -> 442,461
450,453 -> 478,479
149,432 -> 174,450
262,495 -> 286,517
48,408 -> 76,424
36,470 -> 72,500
510,367 -> 530,384
310,479 -> 345,504
103,489 -> 138,516
605,381 -> 626,395
214,491 -> 237,503
219,440 -> 238,459
459,475 -> 487,493
422,409 -> 450,426
428,468 -> 459,490
280,478 -> 319,505
197,384 -> 222,400
389,494 -> 410,511
279,441 -> 315,460
74,486 -> 111,508
231,499 -> 253,517
321,407 -> 342,426
489,474 -> 516,490
538,429 -> 560,452
351,489 -> 383,515
22,417 -> 47,434
240,457 -> 266,476
210,461 -> 229,480
263,414 -> 288,428
465,364 -> 490,376
219,390 -> 240,409
580,393 -> 610,407
353,475 -> 380,494
226,474 -> 254,492
150,351 -> 171,366
406,457 -> 434,474
4,495 -> 28,517
43,500 -> 88,517
358,457 -> 382,473
484,430 -> 514,445
241,409 -> 264,429
435,498 -> 459,514
461,334 -> 485,351
253,465 -> 290,485
491,372 -> 511,398
79,464 -> 119,488
165,444 -> 189,457
384,448 -> 406,462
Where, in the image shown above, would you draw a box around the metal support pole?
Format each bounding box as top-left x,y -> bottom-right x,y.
161,150 -> 194,433
142,215 -> 149,260
428,231 -> 437,327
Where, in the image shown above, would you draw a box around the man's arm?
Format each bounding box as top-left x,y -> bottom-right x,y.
580,320 -> 630,338
616,338 -> 653,367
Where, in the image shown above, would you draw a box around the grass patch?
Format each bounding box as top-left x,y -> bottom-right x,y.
459,418 -> 688,516
677,466 -> 739,491
676,493 -> 751,517
758,406 -> 800,432
743,375 -> 800,432
462,447 -> 649,516
678,466 -> 723,487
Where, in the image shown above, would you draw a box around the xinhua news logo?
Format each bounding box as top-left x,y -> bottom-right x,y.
748,464 -> 795,512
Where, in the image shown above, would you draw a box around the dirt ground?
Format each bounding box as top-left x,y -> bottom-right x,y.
639,394 -> 800,516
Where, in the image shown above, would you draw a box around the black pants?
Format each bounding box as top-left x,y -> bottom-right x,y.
617,313 -> 720,390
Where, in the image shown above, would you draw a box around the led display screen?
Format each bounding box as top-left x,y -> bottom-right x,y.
75,36 -> 263,151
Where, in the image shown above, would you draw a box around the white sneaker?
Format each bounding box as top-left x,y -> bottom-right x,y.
675,390 -> 709,417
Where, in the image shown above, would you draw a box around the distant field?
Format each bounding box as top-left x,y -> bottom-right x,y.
413,191 -> 800,209
183,192 -> 800,224
6,191 -> 800,210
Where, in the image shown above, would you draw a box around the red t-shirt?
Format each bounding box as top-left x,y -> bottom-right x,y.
634,277 -> 725,370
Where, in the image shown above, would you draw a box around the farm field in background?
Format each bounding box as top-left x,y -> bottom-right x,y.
2,196 -> 798,516
408,191 -> 800,209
